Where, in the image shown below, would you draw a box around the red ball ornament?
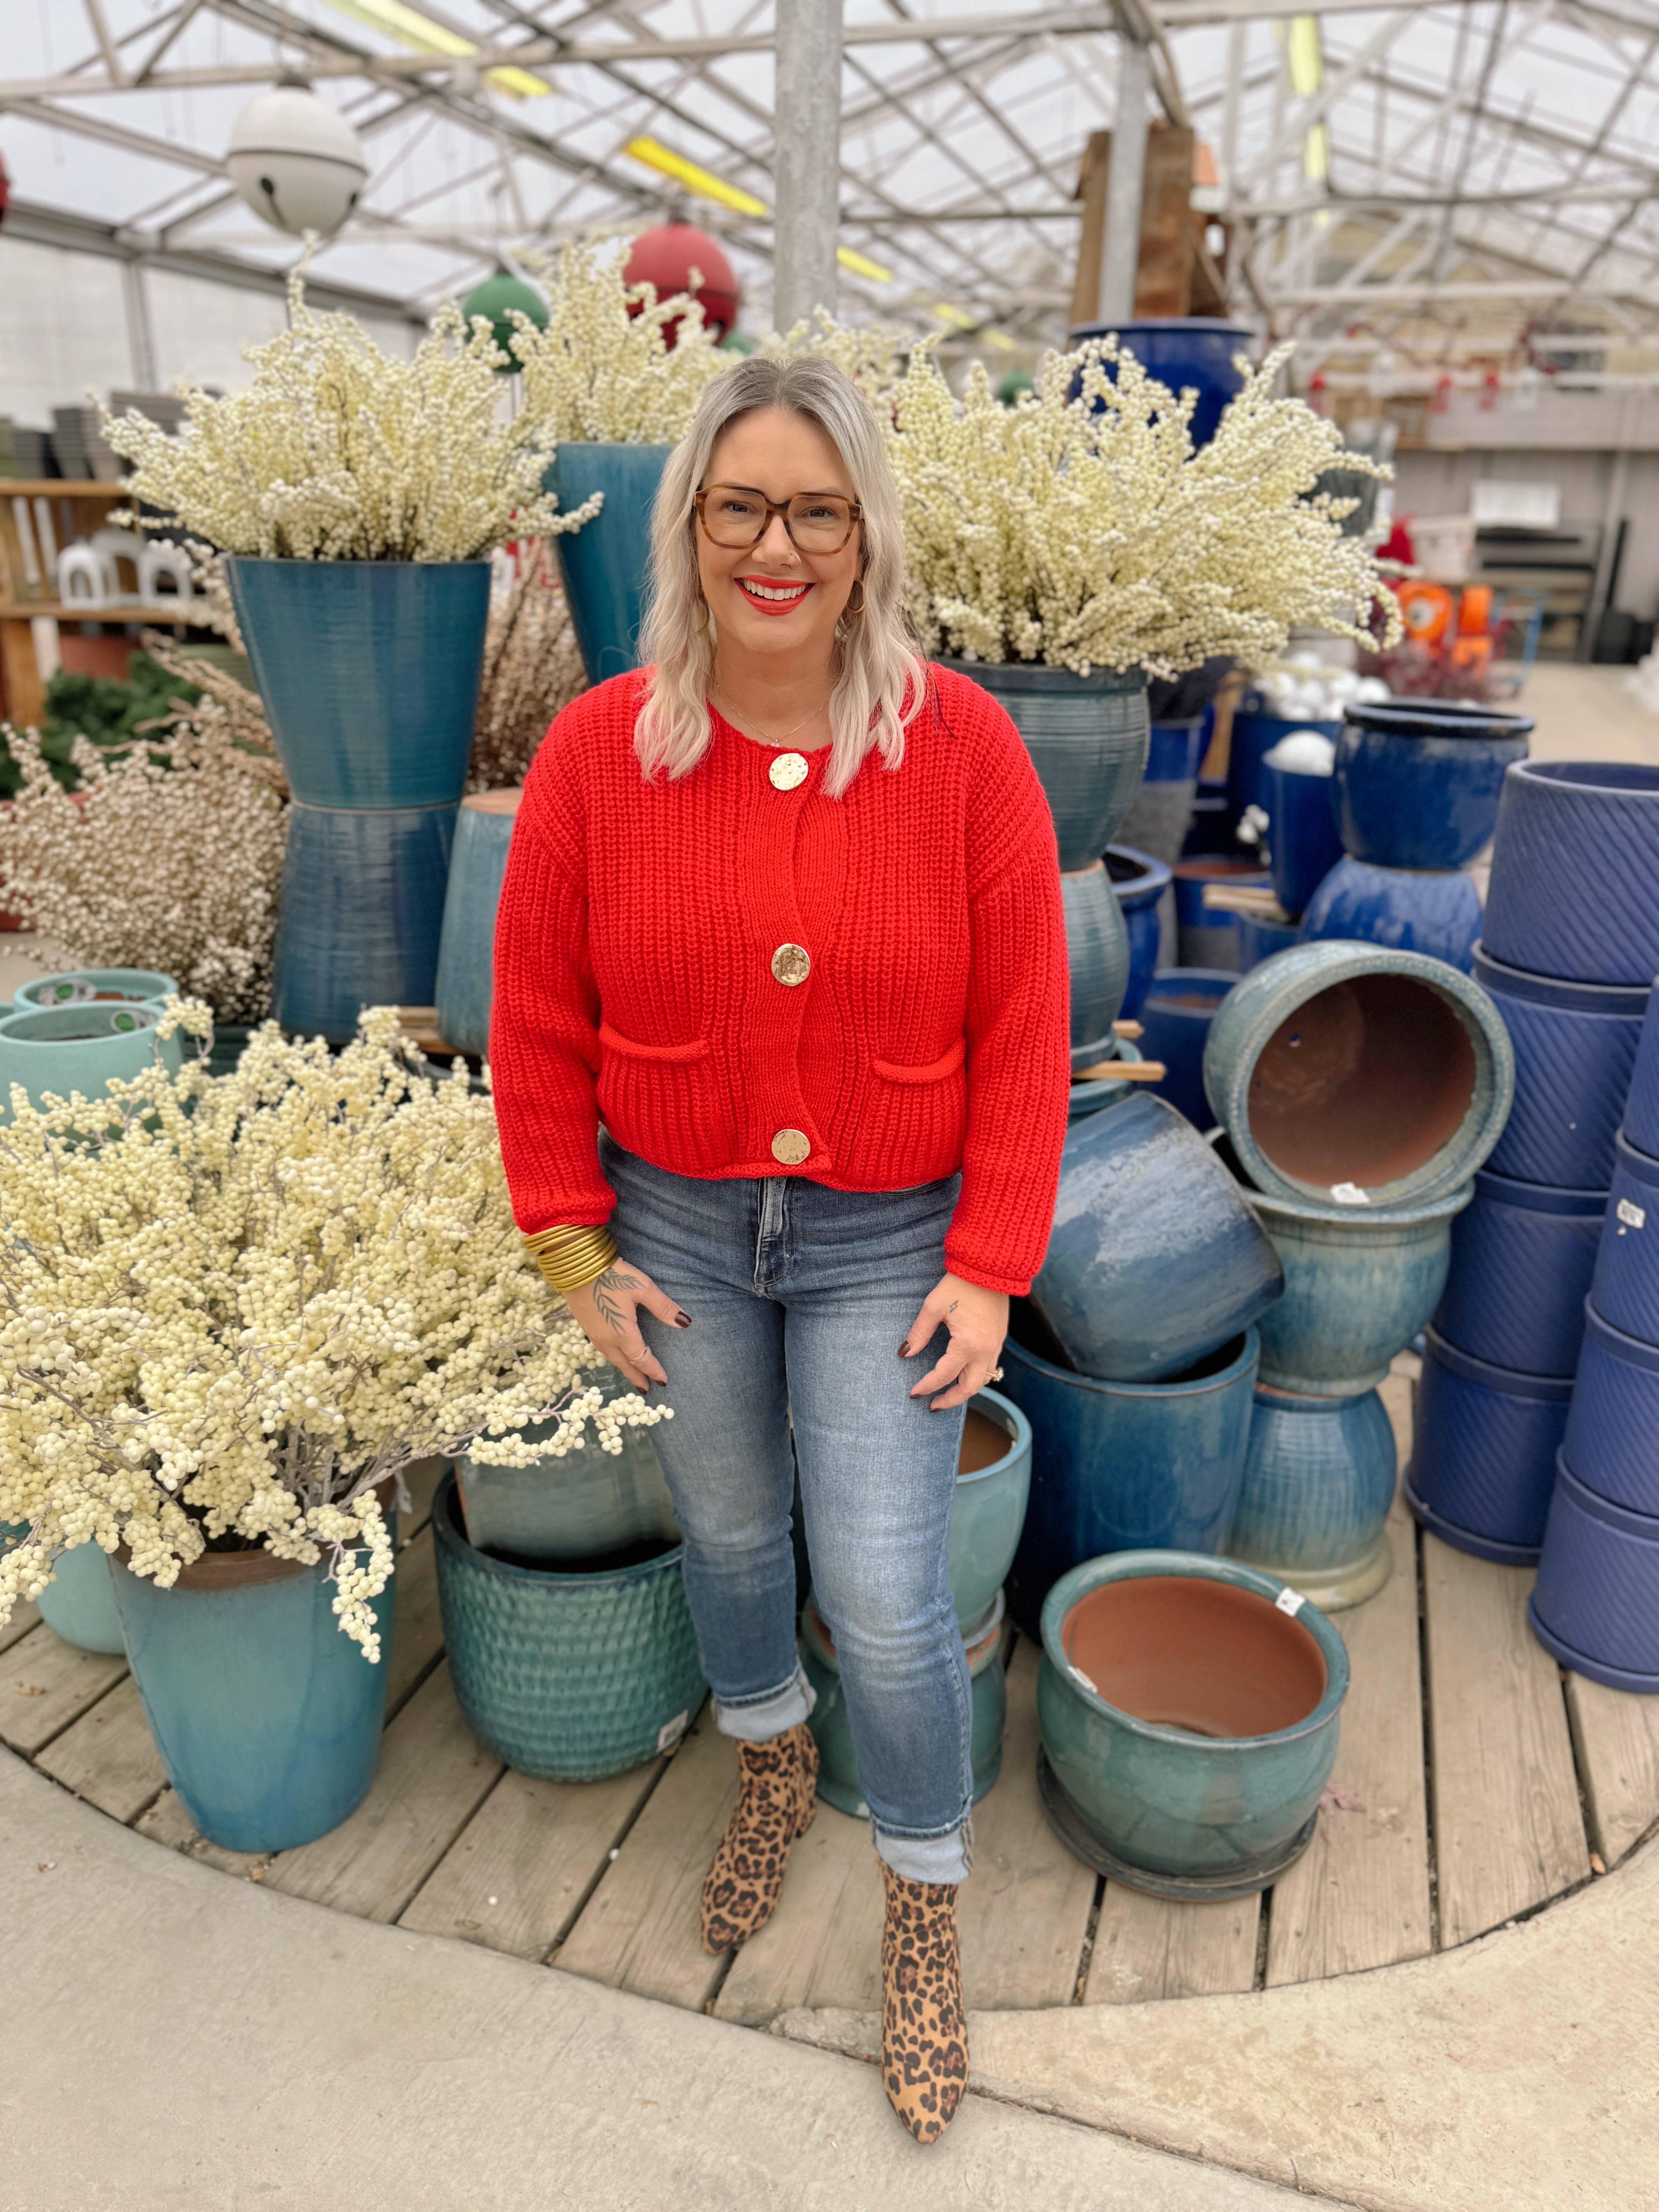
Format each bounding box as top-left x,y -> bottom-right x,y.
623,223 -> 740,345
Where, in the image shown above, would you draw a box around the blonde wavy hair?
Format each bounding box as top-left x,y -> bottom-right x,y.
635,355 -> 927,799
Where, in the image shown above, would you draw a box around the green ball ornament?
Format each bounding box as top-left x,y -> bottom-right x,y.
462,273 -> 549,373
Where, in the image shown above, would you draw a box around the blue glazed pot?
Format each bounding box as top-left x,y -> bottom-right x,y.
1063,859 -> 1131,1064
224,557 -> 490,809
548,443 -> 672,685
1229,714 -> 1342,828
0,1002 -> 185,1122
1471,943 -> 1648,1189
1033,1091 -> 1283,1382
1138,968 -> 1236,1128
15,968 -> 178,1010
457,1370 -> 678,1564
112,1544 -> 393,1852
434,790 -> 521,1058
950,1389 -> 1032,1632
434,1472 -> 706,1780
938,658 -> 1149,872
1300,855 -> 1482,972
1182,779 -> 1236,858
1036,1549 -> 1347,1896
273,800 -> 457,1042
1334,699 -> 1532,871
1589,1133 -> 1659,1346
1237,914 -> 1302,972
1174,857 -> 1271,972
1226,1384 -> 1398,1609
1622,983 -> 1659,1161
1530,1456 -> 1659,1692
1483,760 -> 1659,986
36,1541 -> 126,1654
1434,1167 -> 1603,1377
1405,1324 -> 1570,1565
1203,940 -> 1515,1208
1146,719 -> 1206,783
1106,843 -> 1171,1023
1067,318 -> 1253,446
1562,1300 -> 1659,1518
1000,1328 -> 1259,1639
1260,759 -> 1342,918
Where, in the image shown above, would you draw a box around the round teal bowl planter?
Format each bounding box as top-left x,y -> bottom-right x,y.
434,1472 -> 705,1780
0,1001 -> 184,1121
1062,859 -> 1131,1064
1202,940 -> 1515,1208
224,557 -> 491,809
16,968 -> 178,1009
434,790 -> 521,1057
272,800 -> 457,1042
800,1589 -> 1006,1815
112,1546 -> 393,1853
548,443 -> 672,684
950,1389 -> 1031,1632
457,1369 -> 678,1564
1226,1384 -> 1398,1609
36,1541 -> 125,1654
1036,1550 -> 1347,1897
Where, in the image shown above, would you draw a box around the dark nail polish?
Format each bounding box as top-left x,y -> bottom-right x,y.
675,1312 -> 692,1328
898,1341 -> 912,1358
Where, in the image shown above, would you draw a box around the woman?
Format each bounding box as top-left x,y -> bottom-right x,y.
491,354 -> 1068,2145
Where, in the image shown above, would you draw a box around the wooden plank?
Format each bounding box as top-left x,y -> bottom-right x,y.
1565,1671 -> 1659,1867
263,1663 -> 502,1923
133,1788 -> 274,1880
1085,1882 -> 1260,2004
399,1759 -> 665,1960
713,1800 -> 884,2026
0,1625 -> 126,1756
0,1596 -> 41,1656
398,1456 -> 447,1539
1423,1534 -> 1590,1946
383,1526 -> 443,1719
35,1676 -> 166,1823
555,1710 -> 737,2012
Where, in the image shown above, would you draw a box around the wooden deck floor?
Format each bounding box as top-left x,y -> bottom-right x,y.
8,1357 -> 1659,2023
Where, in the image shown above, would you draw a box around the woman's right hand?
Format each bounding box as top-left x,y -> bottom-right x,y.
564,1259 -> 690,1392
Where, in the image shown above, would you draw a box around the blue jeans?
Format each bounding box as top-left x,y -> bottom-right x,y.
604,1134 -> 973,1885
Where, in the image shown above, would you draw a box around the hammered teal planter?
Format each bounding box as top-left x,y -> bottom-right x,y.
36,1541 -> 125,1654
1062,859 -> 1131,1063
272,800 -> 457,1041
456,1370 -> 678,1564
0,1001 -> 185,1120
1036,1550 -> 1347,1897
434,1472 -> 704,1780
434,790 -> 521,1057
949,1389 -> 1031,1632
938,658 -> 1148,872
1226,1384 -> 1398,1609
15,968 -> 178,1010
548,443 -> 672,684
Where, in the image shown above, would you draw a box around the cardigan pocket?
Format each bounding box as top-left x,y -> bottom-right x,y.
596,1022 -> 733,1174
867,1038 -> 969,1175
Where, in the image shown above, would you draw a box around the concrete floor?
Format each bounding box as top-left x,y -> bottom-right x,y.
1513,659 -> 1659,767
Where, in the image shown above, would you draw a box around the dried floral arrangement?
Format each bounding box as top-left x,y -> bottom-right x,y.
0,1010 -> 666,1657
468,542 -> 587,792
767,309 -> 914,396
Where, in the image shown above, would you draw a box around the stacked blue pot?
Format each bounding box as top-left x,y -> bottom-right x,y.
434,789 -> 522,1057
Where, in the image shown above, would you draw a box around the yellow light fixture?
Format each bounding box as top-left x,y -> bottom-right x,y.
931,301 -> 979,331
836,244 -> 894,283
1287,14 -> 1323,98
323,0 -> 550,98
624,137 -> 768,217
1305,120 -> 1330,182
982,328 -> 1018,352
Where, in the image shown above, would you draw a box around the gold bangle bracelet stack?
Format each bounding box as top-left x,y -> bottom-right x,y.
522,1223 -> 619,1295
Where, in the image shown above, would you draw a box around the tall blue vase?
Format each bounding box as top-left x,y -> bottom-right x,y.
1260,759 -> 1342,918
1229,713 -> 1341,828
548,443 -> 672,685
273,802 -> 457,1041
434,791 -> 521,1057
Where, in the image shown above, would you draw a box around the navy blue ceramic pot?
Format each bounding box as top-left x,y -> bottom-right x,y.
434,790 -> 520,1057
224,557 -> 490,809
1563,1300 -> 1659,1517
941,659 -> 1149,872
1237,914 -> 1302,972
1146,719 -> 1206,783
1138,968 -> 1236,1128
1434,1167 -> 1603,1379
1032,1091 -> 1283,1382
1229,713 -> 1341,827
1333,699 -> 1532,872
1483,761 -> 1659,986
1226,1384 -> 1398,1609
1068,317 -> 1253,445
1174,857 -> 1271,972
1106,844 -> 1171,1024
1471,944 -> 1648,1190
1588,1133 -> 1659,1346
273,801 -> 458,1042
1300,856 -> 1482,972
1620,981 -> 1659,1163
1182,780 -> 1236,858
1261,759 -> 1343,918
1063,860 -> 1132,1065
1000,1327 -> 1259,1638
547,443 -> 671,684
1530,1457 -> 1659,1692
1404,1324 -> 1569,1565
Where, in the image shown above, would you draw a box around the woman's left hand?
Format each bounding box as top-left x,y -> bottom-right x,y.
900,1273 -> 1009,1411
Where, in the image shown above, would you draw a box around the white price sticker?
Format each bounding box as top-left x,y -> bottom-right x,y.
1275,1587 -> 1308,1616
1330,1182 -> 1371,1206
1617,1197 -> 1646,1231
656,1710 -> 690,1753
1069,1663 -> 1099,1696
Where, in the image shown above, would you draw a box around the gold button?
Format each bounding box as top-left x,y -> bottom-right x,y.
769,751 -> 809,791
771,1128 -> 811,1166
771,942 -> 811,987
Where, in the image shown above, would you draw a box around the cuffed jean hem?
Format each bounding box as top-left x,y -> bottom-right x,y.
872,1817 -> 973,1887
713,1666 -> 817,1744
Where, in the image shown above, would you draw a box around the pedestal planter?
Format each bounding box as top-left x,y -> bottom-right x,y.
1333,699 -> 1532,871
456,1377 -> 678,1564
1300,857 -> 1482,973
547,443 -> 671,684
0,1002 -> 185,1121
1138,968 -> 1236,1128
939,659 -> 1148,872
949,1390 -> 1031,1632
1117,721 -> 1203,867
1000,1328 -> 1259,1638
1530,1458 -> 1659,1692
16,968 -> 178,1010
1434,1168 -> 1603,1378
1036,1550 -> 1347,1898
1226,1384 -> 1397,1609
1563,1301 -> 1659,1517
1482,761 -> 1659,986
1033,1091 -> 1283,1383
1106,844 -> 1172,1023
1062,860 -> 1131,1064
1202,941 -> 1515,1208
1589,1133 -> 1659,1346
1261,758 -> 1342,919
1174,857 -> 1271,972
1229,714 -> 1340,827
272,801 -> 457,1041
434,790 -> 521,1058
1621,984 -> 1659,1161
434,1472 -> 705,1780
1472,944 -> 1648,1189
1405,1326 -> 1570,1565
35,1540 -> 125,1654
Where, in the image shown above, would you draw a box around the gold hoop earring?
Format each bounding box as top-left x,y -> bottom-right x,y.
844,579 -> 866,617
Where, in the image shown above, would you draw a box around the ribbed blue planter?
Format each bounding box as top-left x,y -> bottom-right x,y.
1530,1457 -> 1659,1691
1434,1167 -> 1602,1378
950,1389 -> 1031,1633
434,1472 -> 706,1780
456,1374 -> 678,1564
1226,1384 -> 1398,1609
36,1541 -> 125,1654
434,790 -> 520,1058
1138,968 -> 1236,1128
1036,1549 -> 1346,1897
224,557 -> 490,809
1230,714 -> 1341,828
1067,317 -> 1252,446
273,800 -> 457,1042
547,443 -> 671,685
112,1546 -> 393,1853
1238,914 -> 1302,971
1174,857 -> 1271,972
940,659 -> 1148,872
1563,1300 -> 1659,1517
1472,943 -> 1648,1189
1300,856 -> 1482,972
1034,1091 -> 1283,1382
1203,940 -> 1515,1209
1000,1328 -> 1259,1639
1589,1132 -> 1659,1346
0,1002 -> 185,1121
1483,760 -> 1659,986
1106,844 -> 1171,1024
15,968 -> 177,1010
1333,699 -> 1532,871
1623,984 -> 1659,1161
1062,860 -> 1131,1064
1261,759 -> 1342,919
1405,1325 -> 1570,1565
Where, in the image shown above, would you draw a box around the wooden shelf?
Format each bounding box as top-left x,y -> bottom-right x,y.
0,480 -> 127,497
0,602 -> 199,623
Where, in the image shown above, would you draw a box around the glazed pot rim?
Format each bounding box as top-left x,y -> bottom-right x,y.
1237,709 -> 1343,733
1343,697 -> 1534,741
1002,1326 -> 1260,1400
1582,1296 -> 1659,1374
956,1385 -> 1031,1486
1613,1129 -> 1659,1189
224,552 -> 494,572
1509,759 -> 1659,798
1069,316 -> 1254,336
1149,716 -> 1206,734
1554,1450 -> 1659,1539
1144,967 -> 1239,1011
1105,842 -> 1173,900
1173,859 -> 1272,881
1471,941 -> 1654,1016
1252,1379 -> 1382,1410
0,1004 -> 164,1041
1245,1180 -> 1474,1230
1470,1164 -> 1608,1214
434,1468 -> 685,1588
1039,1548 -> 1348,1750
1424,1323 -> 1575,1397
931,653 -> 1147,695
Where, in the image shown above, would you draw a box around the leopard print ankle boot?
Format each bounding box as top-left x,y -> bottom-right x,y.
881,1863 -> 969,2144
699,1721 -> 819,1953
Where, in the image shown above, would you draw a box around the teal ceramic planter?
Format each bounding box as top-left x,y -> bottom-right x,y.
1068,1038 -> 1144,1122
1037,1550 -> 1347,1897
272,800 -> 457,1043
548,443 -> 672,684
1227,1384 -> 1398,1609
434,790 -> 521,1057
0,1001 -> 185,1121
15,968 -> 178,1009
36,1541 -> 126,1654
949,1389 -> 1031,1631
1062,859 -> 1131,1065
456,1368 -> 678,1563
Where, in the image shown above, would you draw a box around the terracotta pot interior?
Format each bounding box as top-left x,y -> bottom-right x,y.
959,1405 -> 1012,1475
1062,1576 -> 1327,1737
1247,974 -> 1476,1187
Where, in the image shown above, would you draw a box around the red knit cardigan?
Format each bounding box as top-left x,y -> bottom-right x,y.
489,662 -> 1070,1296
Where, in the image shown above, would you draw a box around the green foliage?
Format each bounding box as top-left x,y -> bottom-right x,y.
0,653 -> 200,798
